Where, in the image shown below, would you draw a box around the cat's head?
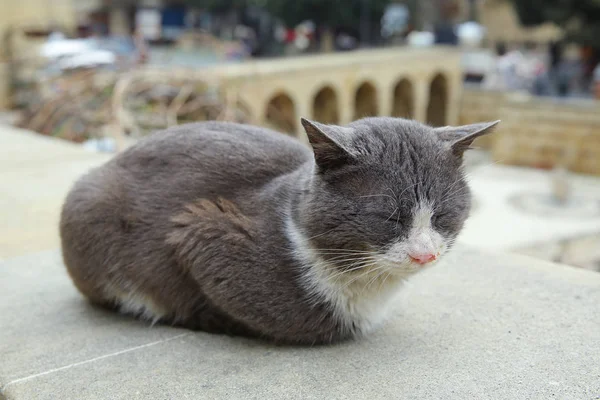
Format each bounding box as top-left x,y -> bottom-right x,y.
296,117 -> 498,275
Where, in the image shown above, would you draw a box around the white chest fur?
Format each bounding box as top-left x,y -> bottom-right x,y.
286,218 -> 409,335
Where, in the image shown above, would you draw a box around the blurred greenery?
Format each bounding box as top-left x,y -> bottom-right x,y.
184,0 -> 391,28
510,0 -> 600,47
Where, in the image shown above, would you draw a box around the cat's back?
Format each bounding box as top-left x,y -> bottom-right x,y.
117,121 -> 311,182
70,121 -> 311,210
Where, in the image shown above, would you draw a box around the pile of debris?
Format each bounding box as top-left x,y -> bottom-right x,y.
16,69 -> 251,150
16,70 -> 115,143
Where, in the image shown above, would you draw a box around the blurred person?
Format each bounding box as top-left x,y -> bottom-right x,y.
434,21 -> 458,45
496,41 -> 507,57
133,28 -> 149,65
555,46 -> 582,97
593,63 -> 600,99
531,62 -> 551,96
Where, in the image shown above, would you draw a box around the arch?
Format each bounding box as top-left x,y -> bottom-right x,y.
265,92 -> 296,135
353,82 -> 378,120
391,78 -> 414,118
312,86 -> 339,124
426,73 -> 448,127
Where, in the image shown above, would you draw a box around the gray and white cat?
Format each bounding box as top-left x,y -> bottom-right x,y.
60,117 -> 498,345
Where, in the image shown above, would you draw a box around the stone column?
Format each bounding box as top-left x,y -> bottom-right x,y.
295,95 -> 311,145
447,72 -> 463,125
378,82 -> 392,117
413,79 -> 430,123
339,86 -> 354,124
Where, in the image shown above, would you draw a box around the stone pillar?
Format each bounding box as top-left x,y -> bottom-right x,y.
232,82 -> 264,127
339,86 -> 354,124
249,96 -> 265,127
447,73 -> 463,125
320,29 -> 334,53
413,79 -> 430,123
295,95 -> 311,144
378,82 -> 392,117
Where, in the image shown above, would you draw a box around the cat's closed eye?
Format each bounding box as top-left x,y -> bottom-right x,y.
432,212 -> 454,230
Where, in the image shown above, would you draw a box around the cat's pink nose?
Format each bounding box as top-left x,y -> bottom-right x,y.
409,253 -> 436,264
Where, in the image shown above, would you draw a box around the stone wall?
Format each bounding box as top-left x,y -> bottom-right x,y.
460,88 -> 600,175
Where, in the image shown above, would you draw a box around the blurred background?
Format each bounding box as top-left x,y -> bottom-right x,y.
1,0 -> 599,271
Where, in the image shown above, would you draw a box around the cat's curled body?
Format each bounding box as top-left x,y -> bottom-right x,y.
60,117 -> 497,345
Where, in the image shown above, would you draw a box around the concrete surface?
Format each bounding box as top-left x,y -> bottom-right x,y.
1,247 -> 599,399
0,126 -> 111,258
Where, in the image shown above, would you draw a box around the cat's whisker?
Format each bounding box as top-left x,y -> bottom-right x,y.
445,175 -> 464,192
363,269 -> 383,290
435,177 -> 465,207
326,256 -> 379,265
342,268 -> 388,291
311,248 -> 373,254
340,263 -> 391,290
359,193 -> 396,203
444,183 -> 468,199
397,181 -> 420,200
327,262 -> 380,283
378,268 -> 393,290
313,251 -> 374,257
386,187 -> 400,209
327,255 -> 381,272
365,268 -> 391,292
336,267 -> 376,288
326,257 -> 379,270
322,252 -> 377,259
306,227 -> 339,241
314,253 -> 375,261
329,261 -> 376,277
437,190 -> 468,210
386,186 -> 397,198
386,208 -> 399,222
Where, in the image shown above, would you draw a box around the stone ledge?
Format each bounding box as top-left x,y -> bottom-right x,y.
1,247 -> 599,399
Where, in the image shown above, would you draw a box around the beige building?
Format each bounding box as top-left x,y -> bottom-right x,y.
0,0 -> 77,41
457,0 -> 562,47
1,0 -> 78,108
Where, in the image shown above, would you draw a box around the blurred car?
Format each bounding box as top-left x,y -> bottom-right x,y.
40,35 -> 139,71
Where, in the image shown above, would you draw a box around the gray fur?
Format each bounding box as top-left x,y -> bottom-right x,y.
60,117 -> 497,344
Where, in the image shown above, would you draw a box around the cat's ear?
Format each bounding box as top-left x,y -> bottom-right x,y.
435,120 -> 500,157
301,118 -> 353,170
